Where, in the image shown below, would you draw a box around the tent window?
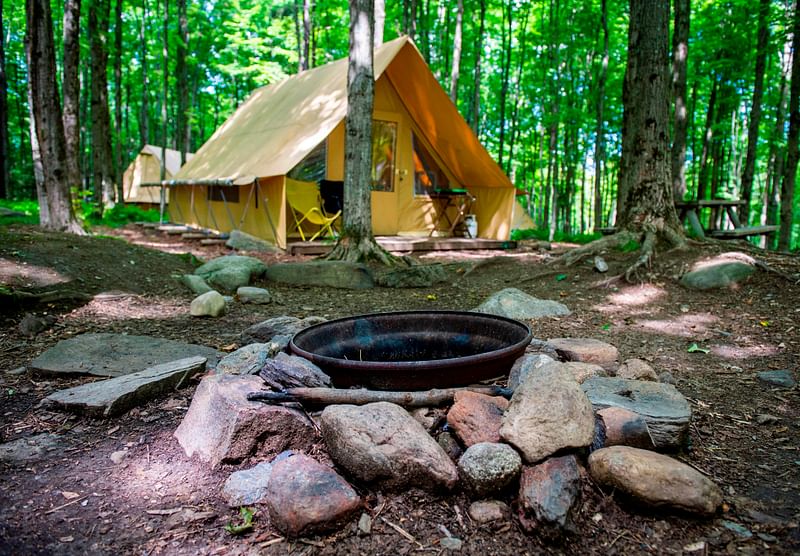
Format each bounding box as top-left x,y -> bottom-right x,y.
208,186 -> 239,203
288,140 -> 327,182
372,120 -> 397,192
413,132 -> 449,196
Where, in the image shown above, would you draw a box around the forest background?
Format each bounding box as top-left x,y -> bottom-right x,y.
1,0 -> 799,250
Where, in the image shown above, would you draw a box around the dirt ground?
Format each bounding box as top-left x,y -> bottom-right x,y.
0,224 -> 798,555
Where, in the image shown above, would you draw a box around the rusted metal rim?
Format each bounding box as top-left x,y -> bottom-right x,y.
290,310 -> 532,390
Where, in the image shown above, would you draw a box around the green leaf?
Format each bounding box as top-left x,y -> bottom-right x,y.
687,343 -> 710,354
225,507 -> 255,535
556,274 -> 567,281
601,323 -> 612,331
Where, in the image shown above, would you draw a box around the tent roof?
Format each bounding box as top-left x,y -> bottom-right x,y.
136,145 -> 193,176
175,36 -> 512,189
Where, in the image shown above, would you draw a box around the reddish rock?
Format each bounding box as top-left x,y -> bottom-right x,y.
546,338 -> 619,371
597,407 -> 655,449
174,374 -> 318,468
616,358 -> 658,381
561,362 -> 607,384
266,454 -> 361,537
447,391 -> 509,447
518,455 -> 582,534
468,500 -> 510,525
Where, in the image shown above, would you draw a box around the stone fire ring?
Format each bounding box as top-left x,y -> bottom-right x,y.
289,310 -> 533,390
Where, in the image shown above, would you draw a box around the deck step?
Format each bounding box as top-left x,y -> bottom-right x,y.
710,225 -> 779,238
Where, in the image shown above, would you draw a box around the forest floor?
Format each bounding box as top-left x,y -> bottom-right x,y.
0,224 -> 798,555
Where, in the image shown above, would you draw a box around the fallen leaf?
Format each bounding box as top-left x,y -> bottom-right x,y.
59,536 -> 74,543
107,426 -> 120,435
61,491 -> 80,500
146,507 -> 183,515
687,343 -> 710,354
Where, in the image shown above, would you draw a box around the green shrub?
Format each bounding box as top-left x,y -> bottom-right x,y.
0,199 -> 40,226
510,228 -> 602,245
84,203 -> 161,228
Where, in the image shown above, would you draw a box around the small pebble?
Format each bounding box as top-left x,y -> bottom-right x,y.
358,513 -> 372,535
110,450 -> 128,464
440,537 -> 463,551
721,520 -> 752,539
757,532 -> 777,543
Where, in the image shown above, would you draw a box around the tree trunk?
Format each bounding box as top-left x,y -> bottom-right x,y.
25,0 -> 83,233
27,84 -> 48,222
496,0 -> 513,169
114,0 -> 123,202
326,0 -> 395,265
0,0 -> 8,199
470,0 -> 486,133
779,1 -> 800,251
740,0 -> 770,224
160,0 -> 169,221
593,0 -> 608,231
696,77 -> 717,201
301,0 -> 310,70
140,0 -> 149,145
89,0 -> 115,210
449,0 -> 463,103
670,0 -> 689,202
766,45 -> 791,248
176,0 -> 189,165
374,0 -> 385,48
62,0 -> 82,198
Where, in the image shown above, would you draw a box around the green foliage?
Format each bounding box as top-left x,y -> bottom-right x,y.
0,199 -> 40,226
617,239 -> 641,253
82,203 -> 161,228
225,507 -> 255,535
510,228 -> 601,245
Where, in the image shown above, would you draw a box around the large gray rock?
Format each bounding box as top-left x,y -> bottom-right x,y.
235,286 -> 273,304
29,333 -> 219,378
589,446 -> 722,515
546,338 -> 619,371
473,288 -> 571,320
0,434 -> 62,464
194,255 -> 268,293
320,402 -> 458,492
44,356 -> 206,417
680,261 -> 755,290
518,455 -> 582,534
500,364 -> 595,463
240,315 -> 327,345
226,230 -> 282,253
216,344 -> 275,375
265,453 -> 361,537
508,354 -> 557,391
174,374 -> 318,468
458,442 -> 522,497
581,377 -> 691,449
222,461 -> 274,506
265,261 -> 374,290
180,274 -> 213,295
258,352 -> 332,389
757,370 -> 796,388
190,290 -> 226,317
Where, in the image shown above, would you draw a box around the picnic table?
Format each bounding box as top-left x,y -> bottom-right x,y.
675,199 -> 778,239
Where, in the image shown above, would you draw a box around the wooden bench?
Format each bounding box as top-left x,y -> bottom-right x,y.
676,199 -> 776,240
709,225 -> 779,239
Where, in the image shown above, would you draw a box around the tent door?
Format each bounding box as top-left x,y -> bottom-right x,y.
371,113 -> 401,235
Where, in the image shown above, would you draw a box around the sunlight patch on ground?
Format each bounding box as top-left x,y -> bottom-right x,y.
711,344 -> 780,360
635,313 -> 719,338
691,251 -> 755,271
126,240 -> 194,254
0,257 -> 72,288
71,293 -> 190,321
593,284 -> 667,314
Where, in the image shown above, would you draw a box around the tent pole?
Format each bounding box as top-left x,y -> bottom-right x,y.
238,183 -> 255,229
218,188 -> 237,230
170,186 -> 186,223
256,181 -> 279,243
207,188 -> 221,231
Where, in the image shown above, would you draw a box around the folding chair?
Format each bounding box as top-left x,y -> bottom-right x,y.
286,178 -> 341,241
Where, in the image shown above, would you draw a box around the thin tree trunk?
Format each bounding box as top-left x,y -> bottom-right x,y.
176,0 -> 188,164
593,0 -> 608,231
449,0 -> 463,103
160,0 -> 168,221
302,0 -> 310,70
25,0 -> 83,232
374,0 -> 385,48
0,0 -> 8,198
670,0 -> 689,202
696,77 -> 717,201
740,0 -> 770,224
27,84 -> 47,221
470,0 -> 486,134
779,1 -> 800,251
497,0 -> 513,168
140,0 -> 149,145
114,0 -> 123,202
507,4 -> 530,175
62,0 -> 81,197
766,45 -> 792,247
89,0 -> 115,210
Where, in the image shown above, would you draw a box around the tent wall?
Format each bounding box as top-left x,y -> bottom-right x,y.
123,153 -> 171,204
169,176 -> 287,248
511,200 -> 536,230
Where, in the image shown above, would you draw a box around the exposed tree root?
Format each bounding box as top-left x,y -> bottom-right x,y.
550,230 -> 639,267
324,235 -> 406,266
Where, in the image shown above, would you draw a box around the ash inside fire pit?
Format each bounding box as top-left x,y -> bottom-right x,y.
290,311 -> 532,390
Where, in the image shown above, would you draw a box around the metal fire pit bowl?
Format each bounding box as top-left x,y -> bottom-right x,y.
289,311 -> 532,390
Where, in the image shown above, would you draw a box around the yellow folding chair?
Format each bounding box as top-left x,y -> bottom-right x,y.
286,178 -> 341,241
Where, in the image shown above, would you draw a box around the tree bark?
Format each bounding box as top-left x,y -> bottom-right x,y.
160,0 -> 169,221
779,1 -> 800,251
27,83 -> 47,221
326,0 -> 396,265
89,0 -> 115,210
696,76 -> 717,201
470,0 -> 486,133
140,0 -> 149,145
496,0 -> 513,168
25,0 -> 83,233
301,0 -> 310,70
114,0 -> 123,202
670,0 -> 689,202
0,0 -> 8,198
740,0 -> 770,224
766,44 -> 791,247
449,0 -> 463,103
62,0 -> 81,197
374,0 -> 385,48
176,0 -> 189,164
593,0 -> 608,231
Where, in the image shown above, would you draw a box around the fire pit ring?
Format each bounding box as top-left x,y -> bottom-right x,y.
290,311 -> 532,390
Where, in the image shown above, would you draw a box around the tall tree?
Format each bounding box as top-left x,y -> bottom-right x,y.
25,0 -> 83,232
159,0 -> 169,220
114,0 -> 123,201
139,0 -> 149,146
326,0 -> 394,264
89,0 -> 115,209
63,0 -> 81,197
779,0 -> 800,251
740,0 -> 770,223
449,0 -> 463,102
0,0 -> 8,198
470,0 -> 486,133
301,0 -> 310,70
176,0 -> 189,164
374,0 -> 385,47
670,0 -> 689,202
593,0 -> 609,230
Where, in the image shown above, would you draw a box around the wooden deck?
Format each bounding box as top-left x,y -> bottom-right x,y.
287,236 -> 517,256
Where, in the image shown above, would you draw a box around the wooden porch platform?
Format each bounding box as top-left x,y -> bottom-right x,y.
287,236 -> 517,256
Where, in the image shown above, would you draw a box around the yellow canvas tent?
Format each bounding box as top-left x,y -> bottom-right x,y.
511,199 -> 536,230
122,145 -> 193,205
170,36 -> 515,249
